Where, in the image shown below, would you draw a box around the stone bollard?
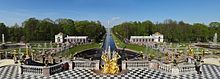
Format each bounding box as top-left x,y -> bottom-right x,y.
95,60 -> 99,70
149,62 -> 159,69
42,67 -> 50,77
122,61 -> 126,70
19,66 -> 22,74
172,67 -> 179,75
149,62 -> 153,69
69,61 -> 73,70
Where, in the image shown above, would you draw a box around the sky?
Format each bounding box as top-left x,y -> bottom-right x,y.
0,0 -> 220,27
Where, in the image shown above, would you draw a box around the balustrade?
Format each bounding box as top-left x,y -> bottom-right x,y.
178,64 -> 196,74
21,61 -> 68,77
21,65 -> 44,75
122,60 -> 149,69
157,62 -> 196,75
73,60 -> 99,70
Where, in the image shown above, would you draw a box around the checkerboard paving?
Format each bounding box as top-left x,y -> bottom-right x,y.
0,64 -> 220,79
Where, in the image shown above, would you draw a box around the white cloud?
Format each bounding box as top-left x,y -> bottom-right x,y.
111,17 -> 120,21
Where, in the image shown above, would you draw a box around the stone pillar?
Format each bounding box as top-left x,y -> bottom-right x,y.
69,61 -> 73,70
149,62 -> 154,69
95,60 -> 99,70
122,61 -> 127,70
2,34 -> 5,44
149,62 -> 159,69
5,51 -> 7,59
172,67 -> 179,75
42,67 -> 50,77
136,39 -> 138,43
19,66 -> 22,74
144,39 -> 146,43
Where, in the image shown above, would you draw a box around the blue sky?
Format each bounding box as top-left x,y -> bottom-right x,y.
0,0 -> 220,27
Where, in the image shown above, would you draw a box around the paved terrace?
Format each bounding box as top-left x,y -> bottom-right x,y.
0,64 -> 219,79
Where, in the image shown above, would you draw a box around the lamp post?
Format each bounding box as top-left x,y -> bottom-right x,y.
0,51 -> 1,59
13,50 -> 18,63
32,49 -> 35,60
25,44 -> 30,59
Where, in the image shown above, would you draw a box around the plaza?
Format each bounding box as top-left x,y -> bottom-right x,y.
0,64 -> 220,79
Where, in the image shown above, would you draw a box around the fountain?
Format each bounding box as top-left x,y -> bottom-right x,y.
101,51 -> 121,74
195,33 -> 220,50
100,28 -> 121,74
209,33 -> 219,48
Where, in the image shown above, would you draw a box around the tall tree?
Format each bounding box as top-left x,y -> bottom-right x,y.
0,23 -> 8,42
8,23 -> 24,42
22,18 -> 40,42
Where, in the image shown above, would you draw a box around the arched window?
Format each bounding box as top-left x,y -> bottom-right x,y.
57,37 -> 60,42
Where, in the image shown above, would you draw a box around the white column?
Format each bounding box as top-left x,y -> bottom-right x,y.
138,39 -> 139,43
172,67 -> 179,75
122,61 -> 126,70
136,39 -> 138,43
95,60 -> 99,70
2,34 -> 5,44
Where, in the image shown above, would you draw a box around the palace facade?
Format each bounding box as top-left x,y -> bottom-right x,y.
130,32 -> 164,44
55,32 -> 88,44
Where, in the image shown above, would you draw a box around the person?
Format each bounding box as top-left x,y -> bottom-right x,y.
53,58 -> 56,64
194,58 -> 202,74
42,55 -> 45,64
64,63 -> 69,70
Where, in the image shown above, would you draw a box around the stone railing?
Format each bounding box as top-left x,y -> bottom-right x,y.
147,60 -> 196,75
72,60 -> 99,70
178,64 -> 196,74
156,62 -> 196,75
122,60 -> 149,70
21,61 -> 69,77
158,63 -> 172,73
158,63 -> 173,73
21,65 -> 44,75
49,62 -> 69,75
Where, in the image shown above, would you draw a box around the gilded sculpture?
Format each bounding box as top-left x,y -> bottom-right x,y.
101,52 -> 121,74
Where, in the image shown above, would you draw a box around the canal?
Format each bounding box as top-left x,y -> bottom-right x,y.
74,28 -> 141,60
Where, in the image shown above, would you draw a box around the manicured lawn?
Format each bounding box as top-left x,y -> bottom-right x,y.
62,43 -> 102,57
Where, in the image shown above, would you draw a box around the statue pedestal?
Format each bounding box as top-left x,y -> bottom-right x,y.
149,62 -> 159,69
95,60 -> 99,70
122,61 -> 126,70
42,67 -> 50,77
172,67 -> 179,75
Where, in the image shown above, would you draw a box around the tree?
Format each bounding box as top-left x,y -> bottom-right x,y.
112,19 -> 214,43
22,18 -> 40,42
8,23 -> 24,42
0,23 -> 8,42
191,23 -> 209,42
56,18 -> 76,36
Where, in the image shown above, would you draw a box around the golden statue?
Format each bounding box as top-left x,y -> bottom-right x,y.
188,45 -> 194,57
201,48 -> 205,57
101,52 -> 121,74
25,45 -> 30,59
101,53 -> 110,74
